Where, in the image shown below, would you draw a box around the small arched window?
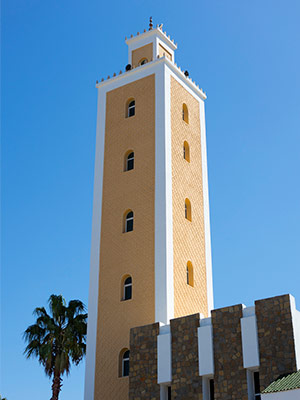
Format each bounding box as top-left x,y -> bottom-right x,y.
185,198 -> 192,221
127,99 -> 135,118
119,348 -> 130,377
186,261 -> 194,287
124,210 -> 134,233
123,276 -> 132,300
182,103 -> 189,123
183,141 -> 190,162
139,58 -> 148,65
124,151 -> 134,171
122,350 -> 130,376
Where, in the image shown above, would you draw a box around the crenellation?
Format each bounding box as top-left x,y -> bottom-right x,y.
127,295 -> 300,399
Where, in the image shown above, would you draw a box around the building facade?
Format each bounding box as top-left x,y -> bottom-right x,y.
129,294 -> 300,400
85,21 -> 213,400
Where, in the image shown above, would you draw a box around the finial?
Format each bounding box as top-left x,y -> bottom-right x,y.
149,16 -> 153,30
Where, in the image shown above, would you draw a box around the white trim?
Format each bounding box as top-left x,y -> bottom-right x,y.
154,63 -> 174,324
198,318 -> 214,376
84,88 -> 106,400
199,99 -> 214,313
96,57 -> 206,101
241,308 -> 260,369
290,295 -> 300,370
126,27 -> 177,50
157,323 -> 172,384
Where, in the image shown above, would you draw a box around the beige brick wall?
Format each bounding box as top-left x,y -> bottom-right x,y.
131,43 -> 153,67
94,75 -> 156,400
159,44 -> 172,60
171,77 -> 208,318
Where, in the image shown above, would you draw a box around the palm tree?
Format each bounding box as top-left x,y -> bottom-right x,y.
24,294 -> 87,400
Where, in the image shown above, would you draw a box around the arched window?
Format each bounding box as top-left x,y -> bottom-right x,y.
182,103 -> 189,123
122,276 -> 132,300
127,99 -> 135,118
124,210 -> 134,233
119,348 -> 130,377
185,198 -> 192,221
186,261 -> 194,287
124,151 -> 134,171
183,141 -> 190,162
139,58 -> 148,65
122,350 -> 130,376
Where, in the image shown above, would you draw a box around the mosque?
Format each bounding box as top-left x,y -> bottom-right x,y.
84,19 -> 300,400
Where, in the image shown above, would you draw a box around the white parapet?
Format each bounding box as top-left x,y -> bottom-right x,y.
198,317 -> 214,376
241,306 -> 260,369
290,295 -> 300,370
157,324 -> 172,384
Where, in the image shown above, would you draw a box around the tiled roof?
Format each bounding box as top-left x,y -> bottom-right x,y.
262,370 -> 300,393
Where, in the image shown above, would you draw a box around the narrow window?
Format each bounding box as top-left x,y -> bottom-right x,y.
119,348 -> 130,377
122,350 -> 130,377
182,103 -> 189,123
124,211 -> 134,233
123,276 -> 132,300
168,386 -> 171,400
127,99 -> 135,118
185,198 -> 192,221
183,141 -> 190,162
209,379 -> 214,400
186,261 -> 194,287
254,372 -> 261,400
125,151 -> 134,171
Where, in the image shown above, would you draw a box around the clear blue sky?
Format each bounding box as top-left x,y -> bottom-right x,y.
2,0 -> 300,398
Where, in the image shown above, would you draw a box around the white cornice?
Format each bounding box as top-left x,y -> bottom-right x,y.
96,57 -> 207,100
125,27 -> 177,51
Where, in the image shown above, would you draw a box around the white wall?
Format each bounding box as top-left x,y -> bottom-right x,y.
157,324 -> 172,384
198,317 -> 214,376
262,389 -> 300,400
241,306 -> 260,369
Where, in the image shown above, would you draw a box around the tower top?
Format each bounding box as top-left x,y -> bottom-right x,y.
125,22 -> 177,51
125,21 -> 177,67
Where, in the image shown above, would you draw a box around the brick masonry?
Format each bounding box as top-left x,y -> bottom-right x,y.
212,304 -> 248,400
129,322 -> 160,400
255,294 -> 297,391
170,313 -> 202,399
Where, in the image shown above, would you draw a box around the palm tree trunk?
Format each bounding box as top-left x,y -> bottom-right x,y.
51,374 -> 62,400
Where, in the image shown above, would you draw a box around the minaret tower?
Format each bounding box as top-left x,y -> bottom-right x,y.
85,19 -> 213,400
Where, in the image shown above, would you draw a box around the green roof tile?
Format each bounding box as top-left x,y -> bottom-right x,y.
262,370 -> 300,393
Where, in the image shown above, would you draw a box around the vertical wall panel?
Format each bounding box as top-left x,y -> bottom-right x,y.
212,304 -> 248,400
170,314 -> 202,399
255,294 -> 297,391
